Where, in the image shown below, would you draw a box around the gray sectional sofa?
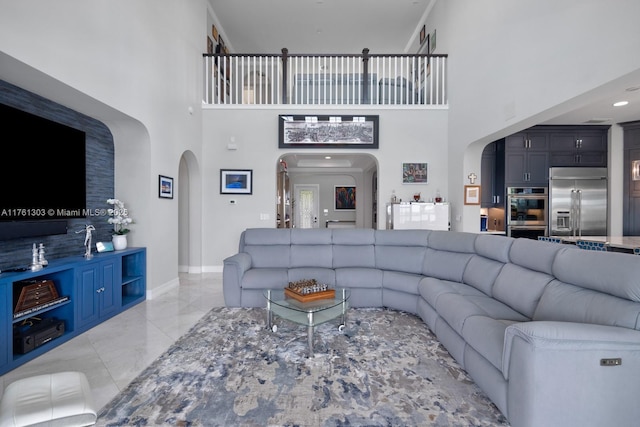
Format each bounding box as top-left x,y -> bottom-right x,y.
223,228 -> 640,427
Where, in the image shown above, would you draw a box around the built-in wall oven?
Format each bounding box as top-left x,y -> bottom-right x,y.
506,187 -> 549,239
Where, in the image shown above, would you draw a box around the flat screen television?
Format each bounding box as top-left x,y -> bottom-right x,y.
0,102 -> 86,236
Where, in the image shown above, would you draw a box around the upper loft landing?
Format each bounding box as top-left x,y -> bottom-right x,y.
203,48 -> 447,107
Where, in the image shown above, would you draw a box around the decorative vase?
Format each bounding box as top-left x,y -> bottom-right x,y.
112,234 -> 128,251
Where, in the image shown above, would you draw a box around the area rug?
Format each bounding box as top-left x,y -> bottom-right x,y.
97,307 -> 509,426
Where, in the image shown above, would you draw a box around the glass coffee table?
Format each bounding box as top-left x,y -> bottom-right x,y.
263,288 -> 350,356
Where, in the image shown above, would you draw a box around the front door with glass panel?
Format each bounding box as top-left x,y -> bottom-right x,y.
294,184 -> 319,228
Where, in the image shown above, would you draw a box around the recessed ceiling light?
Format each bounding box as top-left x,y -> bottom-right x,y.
324,156 -> 332,159
613,101 -> 629,107
584,118 -> 612,124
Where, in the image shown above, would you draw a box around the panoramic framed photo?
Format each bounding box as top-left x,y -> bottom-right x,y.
159,175 -> 174,199
334,185 -> 356,210
220,169 -> 253,195
279,115 -> 379,149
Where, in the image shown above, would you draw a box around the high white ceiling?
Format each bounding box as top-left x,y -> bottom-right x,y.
208,0 -> 640,170
208,0 -> 432,55
537,69 -> 640,126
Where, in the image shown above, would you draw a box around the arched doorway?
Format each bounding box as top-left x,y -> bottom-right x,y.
178,151 -> 202,273
276,153 -> 379,229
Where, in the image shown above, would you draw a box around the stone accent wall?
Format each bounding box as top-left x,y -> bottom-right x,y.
0,80 -> 114,269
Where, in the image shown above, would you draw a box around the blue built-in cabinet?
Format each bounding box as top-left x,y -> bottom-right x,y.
0,247 -> 146,375
76,258 -> 120,330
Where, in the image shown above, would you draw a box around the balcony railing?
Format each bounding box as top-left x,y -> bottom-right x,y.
203,48 -> 447,106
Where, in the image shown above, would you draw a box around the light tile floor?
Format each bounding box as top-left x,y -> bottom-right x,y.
0,272 -> 224,410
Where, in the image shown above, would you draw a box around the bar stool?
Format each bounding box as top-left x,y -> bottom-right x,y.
537,236 -> 563,243
576,240 -> 608,251
0,371 -> 96,427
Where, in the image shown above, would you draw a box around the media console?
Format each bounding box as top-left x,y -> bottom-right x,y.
0,247 -> 146,375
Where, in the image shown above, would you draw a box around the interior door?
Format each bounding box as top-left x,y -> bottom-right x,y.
294,184 -> 319,228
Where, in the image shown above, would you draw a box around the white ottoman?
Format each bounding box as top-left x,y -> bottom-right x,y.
0,371 -> 96,427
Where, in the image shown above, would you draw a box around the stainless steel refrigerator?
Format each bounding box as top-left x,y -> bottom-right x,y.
549,167 -> 608,237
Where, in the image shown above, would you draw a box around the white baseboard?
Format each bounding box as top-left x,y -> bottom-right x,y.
179,265 -> 218,274
202,265 -> 223,273
146,277 -> 180,300
147,267 -> 223,299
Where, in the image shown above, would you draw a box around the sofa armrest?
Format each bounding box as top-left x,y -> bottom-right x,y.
503,321 -> 640,377
502,321 -> 640,427
222,253 -> 252,306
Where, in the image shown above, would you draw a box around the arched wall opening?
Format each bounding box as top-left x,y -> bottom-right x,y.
276,153 -> 379,229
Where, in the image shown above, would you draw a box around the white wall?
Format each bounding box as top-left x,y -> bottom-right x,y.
201,107 -> 448,269
1,0 -> 638,281
0,0 -> 207,293
428,0 -> 640,230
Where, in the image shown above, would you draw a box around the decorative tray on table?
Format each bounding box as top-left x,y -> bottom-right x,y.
284,279 -> 335,302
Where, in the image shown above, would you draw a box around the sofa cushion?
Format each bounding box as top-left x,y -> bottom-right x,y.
382,270 -> 424,294
334,245 -> 375,268
533,281 -> 640,330
419,277 -> 487,309
433,294 -> 492,334
492,263 -> 554,318
422,248 -> 473,282
463,296 -> 529,322
374,230 -> 428,274
333,228 -> 376,245
335,267 -> 383,289
245,245 -> 291,268
462,316 -> 521,371
375,229 -> 430,246
332,229 -> 376,268
462,255 -> 506,296
291,244 -> 333,268
243,228 -> 291,247
290,229 -> 333,268
552,248 -> 640,302
474,234 -> 513,263
291,228 -> 332,244
242,268 -> 289,289
422,231 -> 477,281
428,230 -> 478,252
241,228 -> 292,268
435,292 -> 529,335
509,238 -> 564,275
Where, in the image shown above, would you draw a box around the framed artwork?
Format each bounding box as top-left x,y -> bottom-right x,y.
425,34 -> 431,58
279,115 -> 379,149
464,185 -> 481,205
430,29 -> 437,53
419,25 -> 426,45
159,175 -> 174,199
207,36 -> 214,54
220,169 -> 253,195
335,186 -> 356,210
212,25 -> 218,42
402,163 -> 428,184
